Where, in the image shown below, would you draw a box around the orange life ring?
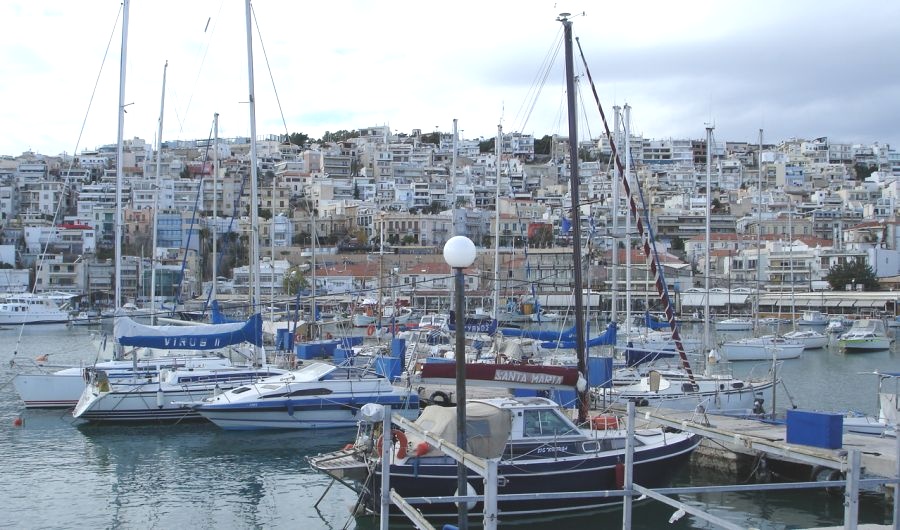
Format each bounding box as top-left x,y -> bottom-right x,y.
367,324 -> 376,336
591,415 -> 619,430
376,429 -> 408,459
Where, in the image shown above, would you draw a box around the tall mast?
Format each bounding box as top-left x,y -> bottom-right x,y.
492,124 -> 502,321
705,125 -> 713,352
561,14 -> 588,423
270,175 -> 276,323
150,60 -> 167,325
451,119 -> 458,206
245,0 -> 262,364
624,104 -> 632,338
212,113 -> 218,301
114,0 -> 130,312
610,106 -> 620,325
756,128 -> 763,330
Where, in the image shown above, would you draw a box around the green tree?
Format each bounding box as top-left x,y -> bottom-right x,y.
533,135 -> 553,155
853,163 -> 876,181
670,235 -> 685,252
282,266 -> 309,296
825,259 -> 880,291
288,132 -> 309,146
479,138 -> 495,153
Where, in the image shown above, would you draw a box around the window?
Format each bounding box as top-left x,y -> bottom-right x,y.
523,409 -> 577,437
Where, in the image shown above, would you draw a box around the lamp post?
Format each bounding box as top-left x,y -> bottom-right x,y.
443,235 -> 476,530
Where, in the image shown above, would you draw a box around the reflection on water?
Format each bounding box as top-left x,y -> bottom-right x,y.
0,324 -> 896,529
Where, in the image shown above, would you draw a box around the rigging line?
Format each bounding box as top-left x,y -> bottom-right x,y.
574,36 -> 697,386
514,31 -> 563,133
11,3 -> 125,360
172,127 -> 214,310
174,0 -> 225,137
250,4 -> 291,141
575,76 -> 594,144
512,27 -> 562,130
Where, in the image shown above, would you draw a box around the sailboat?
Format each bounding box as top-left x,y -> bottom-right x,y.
308,15 -> 699,521
13,9 -> 208,409
72,0 -> 287,423
779,212 -> 828,350
605,125 -> 778,414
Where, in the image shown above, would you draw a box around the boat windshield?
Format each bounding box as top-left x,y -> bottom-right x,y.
523,408 -> 578,438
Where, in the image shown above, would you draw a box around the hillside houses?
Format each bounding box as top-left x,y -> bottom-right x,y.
1,127 -> 899,316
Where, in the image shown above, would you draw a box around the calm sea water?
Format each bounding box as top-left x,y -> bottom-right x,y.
0,323 -> 895,529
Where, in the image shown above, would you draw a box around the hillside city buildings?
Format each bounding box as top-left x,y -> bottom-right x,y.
2,124 -> 899,316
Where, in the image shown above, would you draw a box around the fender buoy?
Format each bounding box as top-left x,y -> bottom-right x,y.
343,443 -> 355,451
591,415 -> 619,430
376,429 -> 408,459
615,462 -> 625,488
430,390 -> 451,406
367,324 -> 376,336
414,441 -> 430,457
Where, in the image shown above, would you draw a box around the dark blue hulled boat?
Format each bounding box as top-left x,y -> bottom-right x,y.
308,396 -> 698,519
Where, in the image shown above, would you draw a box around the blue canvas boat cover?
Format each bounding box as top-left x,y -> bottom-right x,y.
115,313 -> 263,349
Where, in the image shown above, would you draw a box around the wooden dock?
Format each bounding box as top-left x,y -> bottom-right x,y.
623,406 -> 898,479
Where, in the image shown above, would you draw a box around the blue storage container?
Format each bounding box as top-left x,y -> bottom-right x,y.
295,339 -> 340,360
785,409 -> 843,449
391,338 -> 406,369
332,348 -> 350,364
588,356 -> 613,389
374,356 -> 402,381
275,328 -> 293,351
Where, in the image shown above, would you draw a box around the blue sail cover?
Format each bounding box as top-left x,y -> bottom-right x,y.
210,299 -> 242,324
447,310 -> 498,334
116,313 -> 263,349
541,321 -> 617,349
645,311 -> 669,330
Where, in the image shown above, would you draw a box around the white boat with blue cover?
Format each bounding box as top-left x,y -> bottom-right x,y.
190,361 -> 420,430
72,313 -> 285,423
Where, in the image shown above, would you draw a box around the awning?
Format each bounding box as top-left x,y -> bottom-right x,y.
852,299 -> 885,308
824,300 -> 843,307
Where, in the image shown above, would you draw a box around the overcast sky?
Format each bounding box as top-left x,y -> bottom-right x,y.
2,1 -> 898,158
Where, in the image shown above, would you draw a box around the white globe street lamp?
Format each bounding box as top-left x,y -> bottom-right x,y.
442,235 -> 476,530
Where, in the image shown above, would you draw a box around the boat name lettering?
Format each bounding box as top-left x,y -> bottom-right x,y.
163,337 -> 223,348
535,445 -> 569,454
494,370 -> 563,385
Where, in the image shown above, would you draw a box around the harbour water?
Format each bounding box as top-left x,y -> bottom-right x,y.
1,323 -> 896,529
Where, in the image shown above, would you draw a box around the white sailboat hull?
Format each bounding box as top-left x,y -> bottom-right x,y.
722,339 -> 804,361
610,374 -> 773,415
13,370 -> 86,408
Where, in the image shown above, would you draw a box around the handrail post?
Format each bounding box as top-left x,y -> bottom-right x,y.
843,448 -> 860,530
483,458 -> 498,530
622,401 -> 635,529
380,405 -> 391,530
